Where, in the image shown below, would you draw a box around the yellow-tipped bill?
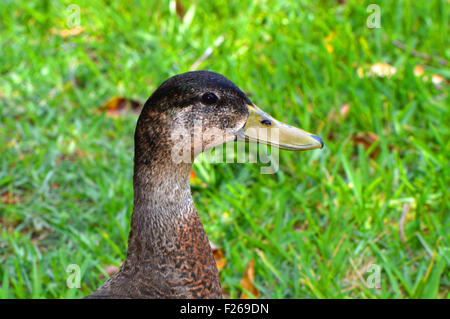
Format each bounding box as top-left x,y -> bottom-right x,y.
238,104 -> 324,151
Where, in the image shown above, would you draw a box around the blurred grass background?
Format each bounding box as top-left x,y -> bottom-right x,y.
0,0 -> 448,298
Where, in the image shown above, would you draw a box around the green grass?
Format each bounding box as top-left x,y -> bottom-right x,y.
0,0 -> 448,299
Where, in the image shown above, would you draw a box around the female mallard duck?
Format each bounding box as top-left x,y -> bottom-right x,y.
87,71 -> 323,299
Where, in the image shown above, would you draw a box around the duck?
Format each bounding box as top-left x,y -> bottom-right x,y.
86,70 -> 323,299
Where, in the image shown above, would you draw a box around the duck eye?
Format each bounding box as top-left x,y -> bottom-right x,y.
201,92 -> 218,105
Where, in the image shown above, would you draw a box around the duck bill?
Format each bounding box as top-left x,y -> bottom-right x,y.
238,104 -> 324,151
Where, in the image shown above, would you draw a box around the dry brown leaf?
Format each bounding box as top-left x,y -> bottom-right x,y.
370,62 -> 397,78
0,216 -> 19,233
293,219 -> 309,232
240,259 -> 259,299
357,62 -> 397,78
176,0 -> 186,20
190,169 -> 197,180
352,132 -> 380,158
357,66 -> 365,79
190,168 -> 207,188
51,26 -> 85,38
1,192 -> 20,205
212,247 -> 227,271
210,242 -> 227,271
98,97 -> 142,118
431,74 -> 445,86
340,104 -> 350,118
412,66 -> 447,89
99,265 -> 120,279
413,65 -> 425,77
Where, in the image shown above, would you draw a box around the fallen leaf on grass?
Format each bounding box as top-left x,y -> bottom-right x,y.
340,104 -> 350,118
176,0 -> 186,20
352,132 -> 380,158
98,97 -> 142,118
99,265 -> 120,279
240,260 -> 259,299
357,62 -> 397,78
326,104 -> 350,126
210,242 -> 227,271
190,169 -> 197,180
50,183 -> 60,190
190,169 -> 207,188
51,26 -> 85,38
356,66 -> 364,78
0,217 -> 19,233
431,74 -> 445,89
413,65 -> 425,77
293,219 -> 309,232
1,192 -> 20,205
413,65 -> 447,88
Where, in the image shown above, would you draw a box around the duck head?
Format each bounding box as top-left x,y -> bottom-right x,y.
136,70 -> 323,164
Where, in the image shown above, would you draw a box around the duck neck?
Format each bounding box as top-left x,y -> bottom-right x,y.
128,155 -> 194,258
117,125 -> 221,297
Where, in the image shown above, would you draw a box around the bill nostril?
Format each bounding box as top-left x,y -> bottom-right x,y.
260,119 -> 272,126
